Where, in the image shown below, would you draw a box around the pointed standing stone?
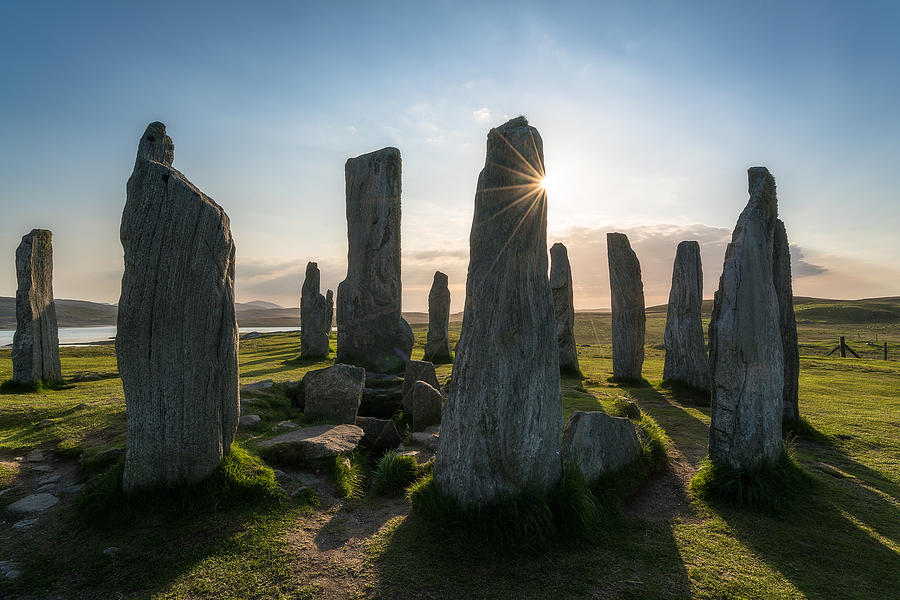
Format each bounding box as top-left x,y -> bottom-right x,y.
550,243 -> 579,374
708,167 -> 784,470
435,117 -> 563,507
12,229 -> 61,384
663,241 -> 709,391
117,122 -> 239,493
325,289 -> 334,334
774,220 -> 800,423
423,271 -> 452,363
301,262 -> 331,358
607,233 -> 645,380
336,147 -> 414,373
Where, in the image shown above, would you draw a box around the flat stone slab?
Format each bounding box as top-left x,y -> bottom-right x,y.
12,518 -> 38,531
257,424 -> 364,463
7,493 -> 60,514
239,414 -> 261,427
242,379 -> 274,391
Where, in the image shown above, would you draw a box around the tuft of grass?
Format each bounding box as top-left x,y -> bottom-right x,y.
610,396 -> 642,420
332,449 -> 368,499
372,449 -> 420,496
76,443 -> 287,527
409,464 -> 602,554
690,447 -> 812,512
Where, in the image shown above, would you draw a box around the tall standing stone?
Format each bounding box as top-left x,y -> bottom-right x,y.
325,289 -> 334,334
301,262 -> 331,358
117,122 -> 239,493
550,242 -> 579,374
434,117 -> 563,507
12,229 -> 61,384
663,241 -> 708,391
708,167 -> 784,470
423,271 -> 452,363
607,233 -> 645,380
774,220 -> 800,423
336,147 -> 414,373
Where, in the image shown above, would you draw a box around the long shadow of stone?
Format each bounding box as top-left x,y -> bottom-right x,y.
313,497 -> 406,552
366,512 -> 693,598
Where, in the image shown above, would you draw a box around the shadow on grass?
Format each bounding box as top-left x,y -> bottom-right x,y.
366,510 -> 692,599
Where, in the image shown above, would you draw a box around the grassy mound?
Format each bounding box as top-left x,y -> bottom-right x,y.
77,443 -> 288,527
690,447 -> 811,512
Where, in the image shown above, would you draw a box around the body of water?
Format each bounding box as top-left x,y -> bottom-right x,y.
0,326 -> 302,348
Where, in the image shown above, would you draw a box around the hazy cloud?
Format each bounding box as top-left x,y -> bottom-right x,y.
473,107 -> 491,122
790,244 -> 828,277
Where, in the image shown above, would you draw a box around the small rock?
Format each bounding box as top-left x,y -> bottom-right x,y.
239,396 -> 256,406
102,546 -> 120,557
62,483 -> 84,495
409,381 -> 442,432
7,493 -> 60,513
36,484 -> 57,493
242,379 -> 274,391
0,486 -> 19,497
239,414 -> 261,427
31,465 -> 54,473
302,364 -> 365,425
355,416 -> 402,452
5,569 -> 20,580
561,411 -> 642,483
37,473 -> 62,485
36,419 -> 54,428
24,449 -> 44,462
275,421 -> 299,430
12,518 -> 38,531
401,360 -> 440,412
272,469 -> 292,482
410,427 -> 440,452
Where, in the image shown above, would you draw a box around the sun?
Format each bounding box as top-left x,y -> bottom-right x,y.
539,173 -> 552,193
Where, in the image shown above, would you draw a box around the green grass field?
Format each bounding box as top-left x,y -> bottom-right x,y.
0,299 -> 898,599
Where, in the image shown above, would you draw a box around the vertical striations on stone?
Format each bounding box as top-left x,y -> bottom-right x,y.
336,147 -> 414,373
117,122 -> 239,493
708,167 -> 784,470
550,242 -> 579,373
607,233 -> 645,380
774,220 -> 800,423
12,229 -> 61,384
325,289 -> 334,335
663,241 -> 709,391
301,261 -> 330,358
423,271 -> 452,363
434,117 -> 563,507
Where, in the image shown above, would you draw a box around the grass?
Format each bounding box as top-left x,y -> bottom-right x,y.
371,449 -> 420,496
690,448 -> 812,512
0,302 -> 898,598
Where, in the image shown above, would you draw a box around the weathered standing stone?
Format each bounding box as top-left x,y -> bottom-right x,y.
550,242 -> 579,373
300,262 -> 331,358
561,411 -> 641,482
708,167 -> 784,470
774,220 -> 800,423
401,359 -> 440,412
302,364 -> 365,424
336,147 -> 414,373
410,380 -> 443,432
423,271 -> 452,363
607,233 -> 646,380
663,241 -> 709,391
12,229 -> 61,384
434,117 -> 563,506
325,289 -> 334,333
117,122 -> 239,493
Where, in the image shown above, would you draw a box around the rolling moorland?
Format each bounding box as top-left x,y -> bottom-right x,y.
0,297 -> 898,599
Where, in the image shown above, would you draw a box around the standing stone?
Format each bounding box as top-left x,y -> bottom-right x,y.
663,241 -> 709,391
325,289 -> 334,334
117,122 -> 239,493
423,271 -> 452,363
550,243 -> 579,374
336,147 -> 414,373
300,262 -> 330,358
708,167 -> 784,470
607,233 -> 645,380
434,117 -> 563,507
12,229 -> 61,384
774,220 -> 800,423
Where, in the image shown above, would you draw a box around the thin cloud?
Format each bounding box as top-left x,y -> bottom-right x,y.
473,107 -> 491,122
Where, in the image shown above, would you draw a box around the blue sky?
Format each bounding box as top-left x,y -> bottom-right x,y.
1,1 -> 898,310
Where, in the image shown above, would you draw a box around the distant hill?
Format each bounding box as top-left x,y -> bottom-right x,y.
2,296 -> 898,329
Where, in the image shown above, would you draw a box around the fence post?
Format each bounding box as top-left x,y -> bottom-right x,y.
885,342 -> 889,361
840,336 -> 846,358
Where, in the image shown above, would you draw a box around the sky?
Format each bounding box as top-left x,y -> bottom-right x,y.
1,1 -> 898,312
